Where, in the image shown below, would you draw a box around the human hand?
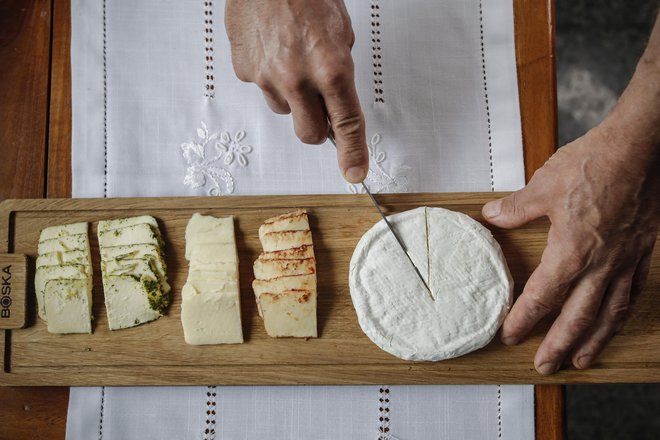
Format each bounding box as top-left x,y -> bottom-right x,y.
225,0 -> 368,183
482,125 -> 659,375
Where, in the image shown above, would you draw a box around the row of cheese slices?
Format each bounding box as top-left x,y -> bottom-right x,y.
35,210 -> 317,340
253,209 -> 317,338
35,216 -> 170,333
180,210 -> 317,344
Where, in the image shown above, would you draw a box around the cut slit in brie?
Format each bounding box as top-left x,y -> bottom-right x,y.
349,207 -> 512,361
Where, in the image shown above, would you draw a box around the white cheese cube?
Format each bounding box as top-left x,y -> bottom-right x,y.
253,258 -> 315,280
37,233 -> 89,255
36,250 -> 89,268
259,290 -> 317,338
185,214 -> 235,260
43,278 -> 92,334
98,223 -> 160,249
35,264 -> 89,321
180,281 -> 243,345
98,216 -> 160,234
39,222 -> 88,242
260,230 -> 313,252
258,209 -> 309,241
103,275 -> 163,330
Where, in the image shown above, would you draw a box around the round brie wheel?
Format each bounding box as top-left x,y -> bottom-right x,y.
349,207 -> 513,361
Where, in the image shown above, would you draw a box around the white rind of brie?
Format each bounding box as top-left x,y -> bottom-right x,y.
349,207 -> 513,361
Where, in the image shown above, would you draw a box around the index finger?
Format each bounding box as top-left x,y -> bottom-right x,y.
317,63 -> 368,183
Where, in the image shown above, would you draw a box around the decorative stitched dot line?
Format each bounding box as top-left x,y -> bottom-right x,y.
203,386 -> 217,440
377,386 -> 390,439
478,0 -> 495,191
204,1 -> 215,98
102,0 -> 108,197
98,386 -> 105,440
370,1 -> 384,103
497,385 -> 502,438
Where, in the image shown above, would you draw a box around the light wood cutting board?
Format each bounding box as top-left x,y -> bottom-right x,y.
0,194 -> 658,386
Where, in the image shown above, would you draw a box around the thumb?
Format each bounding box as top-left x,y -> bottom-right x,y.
482,185 -> 546,229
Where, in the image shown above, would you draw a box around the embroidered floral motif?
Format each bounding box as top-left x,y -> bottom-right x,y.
348,133 -> 409,194
181,122 -> 253,195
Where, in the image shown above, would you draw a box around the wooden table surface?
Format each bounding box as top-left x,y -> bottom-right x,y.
0,0 -> 563,438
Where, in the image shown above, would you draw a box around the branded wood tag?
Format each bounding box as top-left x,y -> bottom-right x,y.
0,254 -> 28,329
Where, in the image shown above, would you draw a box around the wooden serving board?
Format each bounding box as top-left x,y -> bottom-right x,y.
1,194 -> 658,386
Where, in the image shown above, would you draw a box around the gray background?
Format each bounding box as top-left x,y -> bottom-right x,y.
556,0 -> 660,439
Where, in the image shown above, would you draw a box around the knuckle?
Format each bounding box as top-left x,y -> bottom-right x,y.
297,129 -> 326,145
567,314 -> 595,334
526,293 -> 558,317
253,72 -> 270,89
279,71 -> 307,96
318,58 -> 352,90
233,65 -> 251,83
333,113 -> 364,140
502,192 -> 527,219
606,300 -> 629,322
562,249 -> 589,276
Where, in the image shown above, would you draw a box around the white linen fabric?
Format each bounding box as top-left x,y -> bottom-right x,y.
68,0 -> 533,439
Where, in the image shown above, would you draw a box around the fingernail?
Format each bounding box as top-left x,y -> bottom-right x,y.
345,166 -> 367,183
483,200 -> 502,219
502,336 -> 518,346
536,362 -> 558,376
576,355 -> 593,369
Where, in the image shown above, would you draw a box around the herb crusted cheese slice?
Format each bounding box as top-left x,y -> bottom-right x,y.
39,222 -> 88,242
35,222 -> 93,331
43,278 -> 93,334
98,216 -> 170,330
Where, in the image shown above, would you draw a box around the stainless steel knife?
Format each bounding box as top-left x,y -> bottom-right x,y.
327,132 -> 434,300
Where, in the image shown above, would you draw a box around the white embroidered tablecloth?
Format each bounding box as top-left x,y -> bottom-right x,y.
67,0 -> 533,439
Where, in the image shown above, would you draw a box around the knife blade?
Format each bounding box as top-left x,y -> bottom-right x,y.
327,132 -> 434,300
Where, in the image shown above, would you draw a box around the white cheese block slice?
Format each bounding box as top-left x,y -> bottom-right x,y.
253,258 -> 315,280
39,222 -> 88,242
180,281 -> 243,345
258,245 -> 314,260
37,233 -> 89,255
260,230 -> 313,252
349,207 -> 512,361
36,250 -> 88,268
98,223 -> 160,249
189,243 -> 237,265
43,278 -> 92,334
98,215 -> 159,234
184,214 -> 235,260
252,274 -> 317,297
258,290 -> 317,338
258,209 -> 309,241
187,267 -> 238,282
35,264 -> 89,321
103,275 -> 163,330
